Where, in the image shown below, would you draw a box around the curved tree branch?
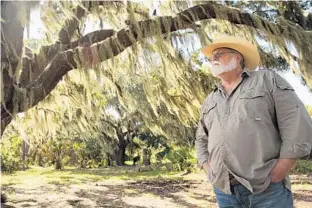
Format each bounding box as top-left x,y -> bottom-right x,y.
2,2 -> 312,133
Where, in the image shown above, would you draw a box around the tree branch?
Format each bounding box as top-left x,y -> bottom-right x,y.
58,5 -> 86,44
101,118 -> 118,130
3,2 -> 312,132
252,9 -> 279,15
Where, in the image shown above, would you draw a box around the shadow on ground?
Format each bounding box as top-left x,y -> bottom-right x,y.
2,179 -> 216,208
76,179 -> 217,207
2,168 -> 312,208
292,190 -> 312,202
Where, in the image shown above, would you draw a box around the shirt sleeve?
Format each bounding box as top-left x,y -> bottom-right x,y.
271,72 -> 312,159
195,104 -> 209,168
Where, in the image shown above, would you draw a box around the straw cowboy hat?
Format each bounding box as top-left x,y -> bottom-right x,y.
201,36 -> 260,70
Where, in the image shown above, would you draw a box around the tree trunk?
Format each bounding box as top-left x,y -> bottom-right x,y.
31,149 -> 37,165
114,146 -> 126,166
1,2 -> 31,136
143,148 -> 151,166
22,140 -> 29,170
80,158 -> 86,169
1,193 -> 7,204
106,153 -> 112,166
133,155 -> 140,166
55,151 -> 62,170
1,117 -> 12,137
22,140 -> 26,161
113,130 -> 129,166
38,150 -> 43,167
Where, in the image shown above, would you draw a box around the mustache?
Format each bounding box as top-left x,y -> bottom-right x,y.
211,61 -> 221,65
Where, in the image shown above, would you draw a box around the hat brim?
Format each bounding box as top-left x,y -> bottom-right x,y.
202,42 -> 260,70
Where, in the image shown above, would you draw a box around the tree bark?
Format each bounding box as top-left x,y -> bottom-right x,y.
31,149 -> 37,165
1,1 -> 26,136
114,133 -> 127,166
55,151 -> 62,170
38,151 -> 43,167
143,148 -> 151,166
80,158 -> 86,169
22,140 -> 28,170
106,152 -> 112,166
58,5 -> 86,44
114,146 -> 126,166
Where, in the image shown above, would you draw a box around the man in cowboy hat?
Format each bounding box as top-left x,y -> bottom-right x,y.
195,36 -> 312,208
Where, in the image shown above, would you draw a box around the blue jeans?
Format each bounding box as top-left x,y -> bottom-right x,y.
213,181 -> 293,208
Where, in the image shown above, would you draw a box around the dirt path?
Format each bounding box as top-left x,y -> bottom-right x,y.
1,167 -> 312,208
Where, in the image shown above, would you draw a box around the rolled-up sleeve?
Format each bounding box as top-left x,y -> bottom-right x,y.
195,105 -> 209,168
272,72 -> 312,159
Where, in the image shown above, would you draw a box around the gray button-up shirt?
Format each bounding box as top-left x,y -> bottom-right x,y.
195,70 -> 312,194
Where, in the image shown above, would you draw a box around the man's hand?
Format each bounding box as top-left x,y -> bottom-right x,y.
270,164 -> 288,183
202,161 -> 210,174
270,158 -> 296,183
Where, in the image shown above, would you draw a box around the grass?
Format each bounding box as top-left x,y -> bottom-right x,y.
2,166 -> 202,208
1,165 -> 182,187
1,166 -> 312,208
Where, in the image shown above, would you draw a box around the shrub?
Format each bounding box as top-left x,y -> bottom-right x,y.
164,146 -> 196,171
0,136 -> 27,173
291,160 -> 312,174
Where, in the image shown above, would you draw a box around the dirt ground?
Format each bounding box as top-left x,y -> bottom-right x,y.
1,167 -> 312,208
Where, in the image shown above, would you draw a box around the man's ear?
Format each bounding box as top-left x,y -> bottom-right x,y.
236,53 -> 243,63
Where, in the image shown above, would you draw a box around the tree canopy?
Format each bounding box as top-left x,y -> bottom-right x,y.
1,0 -> 312,137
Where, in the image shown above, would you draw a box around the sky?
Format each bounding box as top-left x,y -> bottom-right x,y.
24,6 -> 312,106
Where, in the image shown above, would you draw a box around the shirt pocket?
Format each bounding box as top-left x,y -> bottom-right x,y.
202,101 -> 217,130
276,84 -> 294,91
238,90 -> 269,119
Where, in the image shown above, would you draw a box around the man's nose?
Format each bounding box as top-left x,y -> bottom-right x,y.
211,56 -> 218,61
209,56 -> 219,62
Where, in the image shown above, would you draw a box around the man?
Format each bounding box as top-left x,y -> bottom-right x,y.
195,36 -> 312,208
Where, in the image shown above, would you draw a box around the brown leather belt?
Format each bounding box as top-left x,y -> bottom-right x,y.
229,174 -> 240,185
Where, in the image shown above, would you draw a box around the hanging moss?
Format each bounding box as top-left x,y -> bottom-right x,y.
3,1 -> 312,144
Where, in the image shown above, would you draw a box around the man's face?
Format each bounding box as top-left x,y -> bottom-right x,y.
209,48 -> 240,77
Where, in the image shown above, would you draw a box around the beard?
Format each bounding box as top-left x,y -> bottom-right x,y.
210,57 -> 239,77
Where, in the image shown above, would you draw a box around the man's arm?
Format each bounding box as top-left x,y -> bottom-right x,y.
270,158 -> 296,182
269,72 -> 312,182
195,112 -> 209,170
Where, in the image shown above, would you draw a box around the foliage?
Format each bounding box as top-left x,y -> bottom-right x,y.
1,166 -> 181,188
73,137 -> 106,168
164,146 -> 197,171
0,136 -> 27,173
291,160 -> 312,174
135,132 -> 170,161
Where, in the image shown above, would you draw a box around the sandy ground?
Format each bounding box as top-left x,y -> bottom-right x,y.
1,167 -> 312,208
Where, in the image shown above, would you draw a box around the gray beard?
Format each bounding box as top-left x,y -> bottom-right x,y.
210,57 -> 238,77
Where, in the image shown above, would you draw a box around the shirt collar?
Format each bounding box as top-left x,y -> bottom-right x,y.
213,70 -> 250,92
241,70 -> 251,78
